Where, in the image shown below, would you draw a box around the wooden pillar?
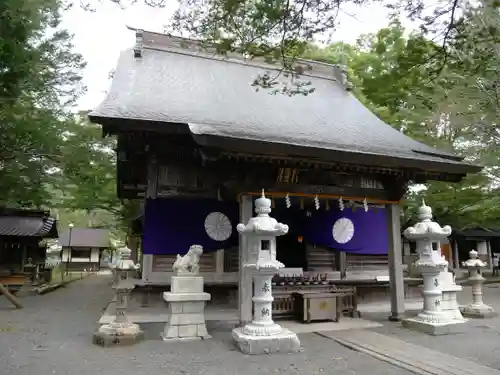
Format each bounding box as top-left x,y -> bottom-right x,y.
339,251 -> 347,279
238,195 -> 253,325
453,240 -> 460,269
386,203 -> 405,321
403,240 -> 411,256
215,249 -> 224,274
142,158 -> 158,283
128,234 -> 139,263
487,240 -> 493,272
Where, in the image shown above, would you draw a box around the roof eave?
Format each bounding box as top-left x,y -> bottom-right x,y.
89,114 -> 481,180
191,133 -> 482,179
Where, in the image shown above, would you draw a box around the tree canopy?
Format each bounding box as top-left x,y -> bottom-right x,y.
0,0 -> 132,240
2,0 -> 500,242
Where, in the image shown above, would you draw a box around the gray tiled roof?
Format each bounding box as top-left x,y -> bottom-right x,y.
58,228 -> 109,248
0,209 -> 58,238
90,32 -> 479,174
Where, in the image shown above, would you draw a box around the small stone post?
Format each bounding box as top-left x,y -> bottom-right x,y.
93,247 -> 143,347
460,250 -> 496,318
402,201 -> 466,335
232,190 -> 301,355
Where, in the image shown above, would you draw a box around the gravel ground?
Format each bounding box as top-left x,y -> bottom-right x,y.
366,284 -> 500,370
0,274 -> 413,375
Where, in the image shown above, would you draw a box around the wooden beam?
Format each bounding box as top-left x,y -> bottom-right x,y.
146,158 -> 159,199
0,283 -> 23,309
234,184 -> 393,203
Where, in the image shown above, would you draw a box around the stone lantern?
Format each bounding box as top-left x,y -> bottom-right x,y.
402,201 -> 466,335
108,248 -> 122,288
460,250 -> 496,318
93,246 -> 143,347
232,190 -> 301,355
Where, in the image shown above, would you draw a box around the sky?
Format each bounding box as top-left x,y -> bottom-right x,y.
61,1 -> 416,111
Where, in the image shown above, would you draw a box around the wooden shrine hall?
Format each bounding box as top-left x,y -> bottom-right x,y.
0,208 -> 58,288
89,28 -> 481,321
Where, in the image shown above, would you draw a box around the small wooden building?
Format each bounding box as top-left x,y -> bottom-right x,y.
58,228 -> 110,271
0,208 -> 58,286
89,29 -> 481,321
450,227 -> 500,271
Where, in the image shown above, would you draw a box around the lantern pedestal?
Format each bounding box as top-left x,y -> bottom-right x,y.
232,327 -> 301,355
402,263 -> 466,335
93,281 -> 144,347
233,265 -> 300,355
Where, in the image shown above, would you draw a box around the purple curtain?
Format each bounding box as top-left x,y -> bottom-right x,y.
304,206 -> 388,255
142,198 -> 239,255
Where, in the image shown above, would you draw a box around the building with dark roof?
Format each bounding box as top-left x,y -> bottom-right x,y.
0,208 -> 58,287
58,228 -> 110,271
89,28 -> 482,323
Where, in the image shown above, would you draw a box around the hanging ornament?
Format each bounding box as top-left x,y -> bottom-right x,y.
363,197 -> 369,212
314,195 -> 320,210
300,198 -> 305,210
325,199 -> 330,211
338,197 -> 344,211
285,193 -> 291,208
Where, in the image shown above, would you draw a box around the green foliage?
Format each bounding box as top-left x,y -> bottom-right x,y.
0,0 -> 136,243
4,0 -> 499,242
303,18 -> 500,230
0,0 -> 85,207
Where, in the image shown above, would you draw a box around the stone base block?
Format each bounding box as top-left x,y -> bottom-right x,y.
402,317 -> 467,336
162,322 -> 211,341
232,328 -> 301,355
93,329 -> 144,347
460,304 -> 497,319
164,291 -> 211,302
171,276 -> 204,294
160,335 -> 202,342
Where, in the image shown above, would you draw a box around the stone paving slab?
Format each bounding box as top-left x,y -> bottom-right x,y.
319,329 -> 500,375
0,274 -> 414,375
363,284 -> 500,370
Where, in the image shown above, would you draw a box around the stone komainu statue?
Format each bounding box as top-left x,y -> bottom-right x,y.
172,245 -> 203,275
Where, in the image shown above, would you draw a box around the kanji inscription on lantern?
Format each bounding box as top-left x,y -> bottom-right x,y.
261,282 -> 270,293
261,307 -> 270,317
434,277 -> 439,287
434,299 -> 441,307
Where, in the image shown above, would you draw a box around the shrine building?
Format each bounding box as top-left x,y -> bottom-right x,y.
89,28 -> 481,322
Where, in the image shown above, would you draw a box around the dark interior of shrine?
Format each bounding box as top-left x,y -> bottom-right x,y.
273,204 -> 314,271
